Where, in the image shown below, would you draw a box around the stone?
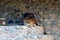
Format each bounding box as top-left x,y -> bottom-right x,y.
40,35 -> 54,40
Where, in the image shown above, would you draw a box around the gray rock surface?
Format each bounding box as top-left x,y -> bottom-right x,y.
0,0 -> 60,40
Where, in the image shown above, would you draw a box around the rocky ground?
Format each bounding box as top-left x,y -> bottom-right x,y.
0,0 -> 60,40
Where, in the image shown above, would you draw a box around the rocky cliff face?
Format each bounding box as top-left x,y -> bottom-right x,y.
0,0 -> 60,40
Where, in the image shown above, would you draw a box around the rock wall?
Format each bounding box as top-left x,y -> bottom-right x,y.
0,0 -> 60,40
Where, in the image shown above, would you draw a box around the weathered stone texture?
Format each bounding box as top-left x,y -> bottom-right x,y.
0,0 -> 60,40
